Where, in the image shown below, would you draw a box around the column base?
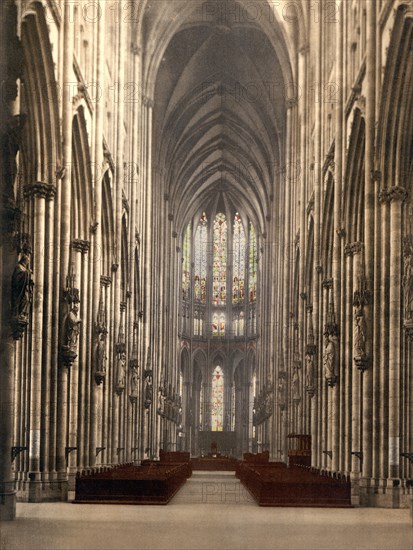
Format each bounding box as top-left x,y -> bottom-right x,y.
350,472 -> 360,507
0,491 -> 16,521
17,478 -> 68,502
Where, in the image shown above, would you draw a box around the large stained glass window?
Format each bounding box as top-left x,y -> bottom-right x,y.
211,366 -> 224,431
249,222 -> 257,303
232,213 -> 245,304
194,212 -> 208,303
182,223 -> 191,301
213,213 -> 227,305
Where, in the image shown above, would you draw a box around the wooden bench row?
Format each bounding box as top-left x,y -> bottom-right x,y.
236,460 -> 352,507
74,456 -> 192,505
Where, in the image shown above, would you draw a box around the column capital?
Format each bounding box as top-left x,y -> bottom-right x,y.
71,239 -> 90,254
299,43 -> 309,55
322,278 -> 333,290
344,241 -> 364,257
100,275 -> 112,287
379,186 -> 408,203
24,182 -> 56,200
389,186 -> 408,202
142,96 -> 154,108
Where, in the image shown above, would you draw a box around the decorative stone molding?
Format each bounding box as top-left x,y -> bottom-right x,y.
300,292 -> 307,301
336,227 -> 346,238
24,183 -> 56,201
316,265 -> 323,274
112,263 -> 119,272
168,213 -> 174,221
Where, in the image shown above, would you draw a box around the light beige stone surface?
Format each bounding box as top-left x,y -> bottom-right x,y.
0,502 -> 411,550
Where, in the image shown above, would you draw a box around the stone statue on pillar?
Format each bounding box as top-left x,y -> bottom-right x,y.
115,352 -> 126,394
95,332 -> 107,382
144,373 -> 153,409
292,367 -> 301,402
277,375 -> 287,411
157,384 -> 166,415
305,352 -> 316,396
353,305 -> 367,357
62,304 -> 81,349
129,363 -> 139,402
11,251 -> 33,339
403,245 -> 413,320
323,334 -> 337,386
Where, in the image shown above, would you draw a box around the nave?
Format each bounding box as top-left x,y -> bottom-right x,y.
1,0 -> 413,524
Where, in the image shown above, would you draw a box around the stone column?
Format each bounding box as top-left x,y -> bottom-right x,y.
388,187 -> 407,479
361,0 -> 376,486
56,2 -> 74,493
25,183 -> 54,501
89,0 -> 106,468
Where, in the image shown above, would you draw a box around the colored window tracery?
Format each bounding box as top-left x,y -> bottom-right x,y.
211,366 -> 224,431
194,212 -> 207,303
233,212 -> 245,304
249,222 -> 257,303
182,223 -> 191,301
213,213 -> 227,306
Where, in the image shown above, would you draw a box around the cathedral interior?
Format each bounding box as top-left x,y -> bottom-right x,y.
1,0 -> 413,524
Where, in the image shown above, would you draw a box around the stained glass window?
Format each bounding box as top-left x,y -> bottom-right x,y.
249,222 -> 257,303
182,223 -> 191,301
233,213 -> 246,304
194,212 -> 208,303
211,366 -> 224,431
219,313 -> 225,336
212,313 -> 219,336
194,312 -> 199,336
213,213 -> 227,305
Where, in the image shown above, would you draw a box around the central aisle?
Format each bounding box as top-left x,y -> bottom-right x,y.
170,470 -> 256,505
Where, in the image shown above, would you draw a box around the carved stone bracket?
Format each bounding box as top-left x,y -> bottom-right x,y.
400,452 -> 413,464
354,356 -> 369,372
11,446 -> 28,462
96,447 -> 105,457
65,447 -> 77,462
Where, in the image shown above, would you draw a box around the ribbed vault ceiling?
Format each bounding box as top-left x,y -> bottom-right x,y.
148,1 -> 291,236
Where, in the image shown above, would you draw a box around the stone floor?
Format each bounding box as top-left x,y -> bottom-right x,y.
0,498 -> 411,550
